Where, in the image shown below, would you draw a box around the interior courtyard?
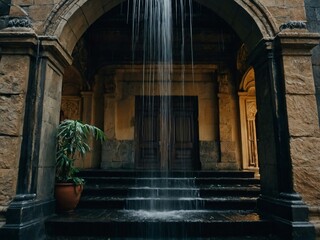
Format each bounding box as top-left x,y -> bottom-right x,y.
0,0 -> 319,239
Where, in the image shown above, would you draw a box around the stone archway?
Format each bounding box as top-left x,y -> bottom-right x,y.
1,1 -> 318,239
45,0 -> 277,55
42,1 -> 318,239
44,0 -> 279,173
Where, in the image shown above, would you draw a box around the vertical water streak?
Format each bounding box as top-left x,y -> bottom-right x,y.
130,0 -> 196,212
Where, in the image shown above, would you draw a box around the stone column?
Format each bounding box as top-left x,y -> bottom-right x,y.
101,72 -> 116,169
0,30 -> 71,240
217,71 -> 239,170
81,91 -> 93,124
276,29 -> 320,205
251,26 -> 319,239
0,32 -> 32,223
80,91 -> 94,168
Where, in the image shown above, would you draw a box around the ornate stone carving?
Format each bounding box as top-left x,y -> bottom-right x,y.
246,101 -> 257,121
60,97 -> 81,120
279,21 -> 307,31
245,100 -> 258,167
8,17 -> 32,28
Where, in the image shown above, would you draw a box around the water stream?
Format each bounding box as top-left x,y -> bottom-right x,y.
127,0 -> 198,218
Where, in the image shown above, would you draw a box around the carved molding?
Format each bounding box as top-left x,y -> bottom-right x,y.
246,101 -> 257,121
8,17 -> 32,28
279,21 -> 307,31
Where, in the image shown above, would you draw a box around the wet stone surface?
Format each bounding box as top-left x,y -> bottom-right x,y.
50,209 -> 262,223
47,236 -> 283,240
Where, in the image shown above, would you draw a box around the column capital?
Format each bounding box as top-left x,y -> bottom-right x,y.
276,30 -> 320,56
0,30 -> 72,68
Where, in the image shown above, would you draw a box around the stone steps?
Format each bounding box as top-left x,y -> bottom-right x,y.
45,170 -> 280,239
46,209 -> 275,239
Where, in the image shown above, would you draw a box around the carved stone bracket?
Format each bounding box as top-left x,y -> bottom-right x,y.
8,17 -> 32,28
279,21 -> 307,31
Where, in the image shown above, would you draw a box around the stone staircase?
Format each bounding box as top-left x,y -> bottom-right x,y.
45,170 -> 280,239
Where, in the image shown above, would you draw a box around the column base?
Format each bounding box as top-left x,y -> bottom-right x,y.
258,193 -> 315,240
0,194 -> 55,240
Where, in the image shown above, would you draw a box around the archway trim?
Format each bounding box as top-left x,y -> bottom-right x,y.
44,0 -> 278,55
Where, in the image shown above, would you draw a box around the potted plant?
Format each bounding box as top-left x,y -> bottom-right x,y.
55,119 -> 106,212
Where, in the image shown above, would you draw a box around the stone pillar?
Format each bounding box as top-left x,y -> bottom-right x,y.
217,71 -> 239,169
0,30 -> 71,240
0,32 -> 32,223
251,27 -> 319,239
81,91 -> 93,124
277,29 -> 320,239
80,91 -> 94,168
101,72 -> 116,169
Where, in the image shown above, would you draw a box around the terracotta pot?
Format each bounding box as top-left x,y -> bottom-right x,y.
54,183 -> 83,212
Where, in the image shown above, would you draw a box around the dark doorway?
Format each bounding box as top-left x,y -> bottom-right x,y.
135,96 -> 199,170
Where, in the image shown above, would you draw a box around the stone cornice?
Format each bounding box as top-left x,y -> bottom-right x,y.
276,31 -> 320,56
0,30 -> 72,67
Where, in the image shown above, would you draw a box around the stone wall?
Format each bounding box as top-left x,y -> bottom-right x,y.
305,0 -> 320,123
260,0 -> 306,26
0,53 -> 29,220
98,66 -> 241,170
304,0 -> 320,235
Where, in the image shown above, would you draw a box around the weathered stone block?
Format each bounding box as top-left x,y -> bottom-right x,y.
0,136 -> 21,169
28,4 -> 55,22
286,94 -> 318,136
219,124 -> 232,141
58,19 -> 78,55
80,0 -> 104,25
293,166 -> 320,206
283,56 -> 315,94
0,94 -> 25,136
15,0 -> 33,5
199,141 -> 219,164
290,137 -> 320,167
0,169 -> 17,206
36,167 -> 55,200
0,55 -> 29,94
101,140 -> 134,169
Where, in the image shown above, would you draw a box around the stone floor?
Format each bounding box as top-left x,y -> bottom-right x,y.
49,209 -> 263,222
47,236 -> 283,240
46,209 -> 283,240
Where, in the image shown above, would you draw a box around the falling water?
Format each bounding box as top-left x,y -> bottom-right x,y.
131,0 -> 193,170
126,0 -> 201,221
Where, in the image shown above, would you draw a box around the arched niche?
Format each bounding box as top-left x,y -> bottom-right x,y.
238,68 -> 258,171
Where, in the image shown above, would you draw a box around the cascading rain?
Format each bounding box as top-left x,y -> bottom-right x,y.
132,0 -> 174,170
124,0 -> 204,221
131,0 -> 193,170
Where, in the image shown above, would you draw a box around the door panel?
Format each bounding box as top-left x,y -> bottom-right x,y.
135,96 -> 199,170
135,98 -> 160,169
170,97 -> 198,170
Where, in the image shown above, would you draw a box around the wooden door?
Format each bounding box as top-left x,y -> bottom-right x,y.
135,96 -> 199,170
135,97 -> 161,169
170,97 -> 199,170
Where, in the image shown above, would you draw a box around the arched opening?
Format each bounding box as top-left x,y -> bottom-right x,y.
59,2 -> 258,171
21,0 -> 316,239
238,67 -> 258,172
46,0 -> 279,175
